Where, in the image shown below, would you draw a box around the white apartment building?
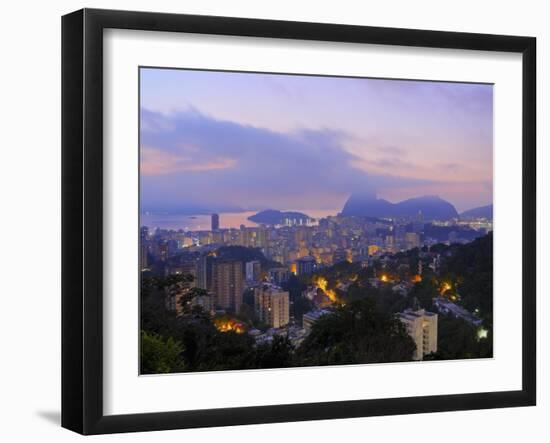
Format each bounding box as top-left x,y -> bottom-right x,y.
399,308 -> 438,360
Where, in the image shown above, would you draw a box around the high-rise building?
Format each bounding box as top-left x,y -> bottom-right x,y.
165,278 -> 195,315
399,308 -> 438,360
197,254 -> 216,291
385,235 -> 396,253
156,243 -> 168,261
395,225 -> 406,242
294,227 -> 313,248
245,260 -> 262,282
269,267 -> 290,286
412,221 -> 424,235
303,309 -> 330,332
199,231 -> 213,245
296,256 -> 316,275
211,213 -> 220,231
256,227 -> 268,249
405,232 -> 420,250
254,284 -> 290,328
238,227 -> 268,249
211,230 -> 223,243
332,248 -> 348,264
213,260 -> 244,312
139,242 -> 148,270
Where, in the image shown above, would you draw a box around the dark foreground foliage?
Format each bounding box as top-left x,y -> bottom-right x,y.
140,281 -> 416,373
297,299 -> 415,366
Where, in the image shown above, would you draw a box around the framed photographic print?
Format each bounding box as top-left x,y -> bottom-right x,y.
61,8 -> 536,435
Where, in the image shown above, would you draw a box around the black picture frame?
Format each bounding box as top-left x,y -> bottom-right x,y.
62,8 -> 536,435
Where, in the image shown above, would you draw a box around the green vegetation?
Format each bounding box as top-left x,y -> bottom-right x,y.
297,298 -> 415,365
304,233 -> 493,361
140,274 -> 294,372
424,316 -> 492,360
140,233 -> 493,373
442,233 -> 493,327
140,331 -> 185,374
140,276 -> 417,372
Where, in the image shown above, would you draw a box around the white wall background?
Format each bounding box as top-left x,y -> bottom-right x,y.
0,1 -> 546,441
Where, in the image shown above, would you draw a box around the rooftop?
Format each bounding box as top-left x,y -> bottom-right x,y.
303,309 -> 331,320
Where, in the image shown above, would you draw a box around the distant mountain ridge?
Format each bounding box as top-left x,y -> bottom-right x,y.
340,194 -> 458,220
460,204 -> 493,219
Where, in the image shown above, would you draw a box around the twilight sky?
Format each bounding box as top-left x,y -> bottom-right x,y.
140,68 -> 493,214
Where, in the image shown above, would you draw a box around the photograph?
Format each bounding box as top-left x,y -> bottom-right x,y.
139,68 -> 494,374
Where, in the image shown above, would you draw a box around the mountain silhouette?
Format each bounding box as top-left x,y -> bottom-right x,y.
340,194 -> 458,220
460,204 -> 493,219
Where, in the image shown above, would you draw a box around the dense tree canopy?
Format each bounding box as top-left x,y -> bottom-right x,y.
424,316 -> 492,360
297,298 -> 416,365
140,330 -> 185,374
444,233 -> 493,327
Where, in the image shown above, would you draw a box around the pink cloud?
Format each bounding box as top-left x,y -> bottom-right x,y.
141,146 -> 236,176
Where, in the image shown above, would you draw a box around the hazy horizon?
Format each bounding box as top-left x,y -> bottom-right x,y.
139,197 -> 491,217
140,68 -> 493,214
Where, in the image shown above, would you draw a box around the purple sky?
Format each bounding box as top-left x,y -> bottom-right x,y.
140,68 -> 493,214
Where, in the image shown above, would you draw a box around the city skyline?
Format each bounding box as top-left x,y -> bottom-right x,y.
139,67 -> 494,375
140,68 -> 493,214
